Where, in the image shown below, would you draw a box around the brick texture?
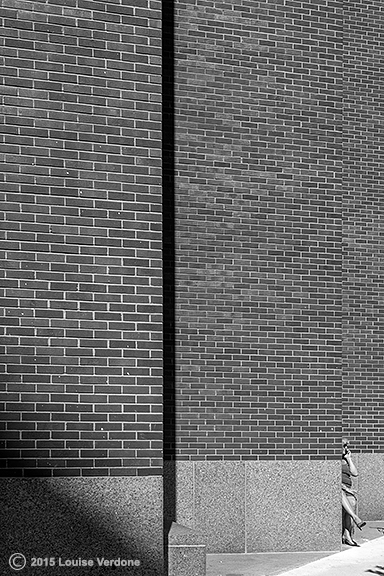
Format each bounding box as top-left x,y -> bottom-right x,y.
0,0 -> 162,476
168,0 -> 343,460
343,1 -> 384,451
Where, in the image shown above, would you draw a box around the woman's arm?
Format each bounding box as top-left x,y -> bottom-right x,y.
343,449 -> 358,476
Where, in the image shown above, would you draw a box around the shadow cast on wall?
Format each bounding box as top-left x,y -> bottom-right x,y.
162,0 -> 177,543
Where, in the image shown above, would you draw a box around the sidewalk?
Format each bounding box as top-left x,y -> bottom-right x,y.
277,533 -> 384,576
206,521 -> 384,576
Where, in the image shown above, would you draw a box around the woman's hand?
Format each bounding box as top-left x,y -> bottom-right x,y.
344,449 -> 358,476
343,447 -> 352,458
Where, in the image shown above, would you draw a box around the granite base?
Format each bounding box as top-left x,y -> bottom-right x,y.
0,476 -> 163,576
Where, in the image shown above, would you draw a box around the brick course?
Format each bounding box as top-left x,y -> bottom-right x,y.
168,0 -> 343,460
3,0 -> 382,475
0,0 -> 162,476
343,1 -> 384,451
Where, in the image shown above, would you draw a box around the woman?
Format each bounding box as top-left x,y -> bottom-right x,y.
342,438 -> 366,546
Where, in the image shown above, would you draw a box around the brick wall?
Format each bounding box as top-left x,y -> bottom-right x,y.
343,1 -> 384,451
169,0 -> 343,460
0,0 -> 162,477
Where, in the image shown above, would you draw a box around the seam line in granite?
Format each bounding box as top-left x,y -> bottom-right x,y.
207,550 -> 339,556
245,461 -> 247,553
192,460 -> 195,530
169,544 -> 206,548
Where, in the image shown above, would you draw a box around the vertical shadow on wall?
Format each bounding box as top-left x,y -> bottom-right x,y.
162,0 -> 176,571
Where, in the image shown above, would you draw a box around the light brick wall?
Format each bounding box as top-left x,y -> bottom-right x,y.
0,0 -> 162,477
343,0 -> 384,450
168,0 -> 343,460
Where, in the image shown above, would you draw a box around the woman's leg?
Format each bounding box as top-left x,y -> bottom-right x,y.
342,492 -> 363,526
342,491 -> 365,546
342,513 -> 355,542
342,495 -> 358,545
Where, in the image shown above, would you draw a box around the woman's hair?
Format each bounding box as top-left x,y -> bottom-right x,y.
342,437 -> 349,447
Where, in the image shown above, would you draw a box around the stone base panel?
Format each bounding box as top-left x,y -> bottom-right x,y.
165,460 -> 342,553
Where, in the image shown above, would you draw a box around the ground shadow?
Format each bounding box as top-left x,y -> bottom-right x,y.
1,477 -> 162,576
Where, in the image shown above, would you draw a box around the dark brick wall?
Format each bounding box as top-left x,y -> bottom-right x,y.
343,1 -> 384,451
169,0 -> 343,460
0,0 -> 162,476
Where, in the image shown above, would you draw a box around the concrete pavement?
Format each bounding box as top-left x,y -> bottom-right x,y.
206,551 -> 338,576
276,535 -> 384,576
206,521 -> 384,576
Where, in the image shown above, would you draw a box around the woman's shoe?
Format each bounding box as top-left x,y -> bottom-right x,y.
342,538 -> 360,547
355,520 -> 366,530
